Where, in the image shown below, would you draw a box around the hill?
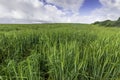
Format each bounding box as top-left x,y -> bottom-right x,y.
93,17 -> 120,27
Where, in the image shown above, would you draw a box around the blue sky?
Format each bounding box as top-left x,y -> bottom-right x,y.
80,0 -> 102,15
0,0 -> 120,23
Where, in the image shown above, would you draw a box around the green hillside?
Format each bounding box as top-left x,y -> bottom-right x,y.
0,24 -> 120,80
93,17 -> 120,27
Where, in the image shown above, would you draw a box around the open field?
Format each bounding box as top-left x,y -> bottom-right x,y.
0,24 -> 120,80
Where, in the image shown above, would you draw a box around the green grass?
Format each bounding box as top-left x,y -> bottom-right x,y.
0,24 -> 120,80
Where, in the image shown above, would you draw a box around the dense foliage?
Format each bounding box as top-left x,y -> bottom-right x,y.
0,24 -> 120,80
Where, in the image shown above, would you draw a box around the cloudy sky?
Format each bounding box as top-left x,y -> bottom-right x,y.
0,0 -> 120,23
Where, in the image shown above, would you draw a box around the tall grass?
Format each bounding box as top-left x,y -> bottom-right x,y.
0,24 -> 120,80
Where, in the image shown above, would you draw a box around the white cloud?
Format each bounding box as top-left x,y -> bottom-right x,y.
72,0 -> 120,23
99,0 -> 120,9
0,0 -> 87,23
66,0 -> 120,23
11,10 -> 26,19
67,0 -> 120,23
88,0 -> 120,22
45,0 -> 84,11
0,0 -> 68,22
0,0 -> 120,23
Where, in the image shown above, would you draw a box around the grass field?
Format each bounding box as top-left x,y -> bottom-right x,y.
0,24 -> 120,80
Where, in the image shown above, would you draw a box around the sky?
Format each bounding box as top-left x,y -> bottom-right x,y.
0,0 -> 120,23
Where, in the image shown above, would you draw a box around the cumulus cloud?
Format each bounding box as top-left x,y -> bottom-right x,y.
99,0 -> 120,9
0,0 -> 120,23
68,0 -> 120,23
66,0 -> 120,23
45,0 -> 84,11
90,0 -> 120,22
74,0 -> 120,23
0,0 -> 86,23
